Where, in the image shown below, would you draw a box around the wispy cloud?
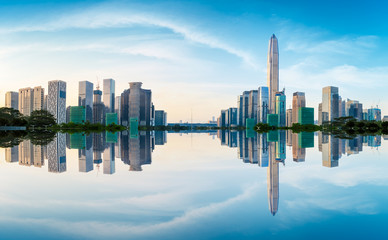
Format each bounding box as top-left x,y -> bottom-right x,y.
0,6 -> 258,68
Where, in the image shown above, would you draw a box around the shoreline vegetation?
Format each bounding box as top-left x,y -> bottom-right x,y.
1,108 -> 387,138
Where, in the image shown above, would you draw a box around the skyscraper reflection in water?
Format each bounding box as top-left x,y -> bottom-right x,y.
48,133 -> 66,173
120,131 -> 154,171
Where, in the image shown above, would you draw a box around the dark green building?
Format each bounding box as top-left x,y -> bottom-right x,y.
106,113 -> 118,125
298,107 -> 314,125
298,132 -> 314,148
69,106 -> 86,124
267,114 -> 279,127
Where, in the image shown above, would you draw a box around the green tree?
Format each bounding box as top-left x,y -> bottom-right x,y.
28,110 -> 56,128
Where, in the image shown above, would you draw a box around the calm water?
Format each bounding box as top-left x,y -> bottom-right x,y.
1,130 -> 388,239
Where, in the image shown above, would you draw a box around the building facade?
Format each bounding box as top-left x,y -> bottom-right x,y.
267,34 -> 279,114
321,86 -> 339,122
5,91 -> 19,110
79,81 -> 93,123
48,80 -> 67,124
292,92 -> 305,124
103,78 -> 115,113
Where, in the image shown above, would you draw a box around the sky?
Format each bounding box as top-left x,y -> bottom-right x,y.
0,0 -> 387,122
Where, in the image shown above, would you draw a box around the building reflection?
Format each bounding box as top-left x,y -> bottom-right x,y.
48,133 -> 66,173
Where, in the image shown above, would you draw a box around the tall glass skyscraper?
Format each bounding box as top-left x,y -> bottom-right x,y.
292,92 -> 305,124
267,34 -> 279,114
257,86 -> 269,123
275,90 -> 286,127
48,80 -> 67,124
322,86 -> 339,122
103,78 -> 115,113
78,81 -> 93,123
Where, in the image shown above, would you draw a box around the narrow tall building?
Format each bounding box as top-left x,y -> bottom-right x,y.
33,86 -> 44,111
93,86 -> 105,124
257,86 -> 269,123
79,81 -> 94,123
103,78 -> 115,113
115,96 -> 121,125
292,92 -> 305,124
18,87 -> 34,116
267,34 -> 279,114
322,86 -> 339,122
48,80 -> 67,124
5,91 -> 19,110
275,89 -> 286,127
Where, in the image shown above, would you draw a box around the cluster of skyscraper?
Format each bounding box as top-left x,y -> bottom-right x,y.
4,130 -> 168,174
317,86 -> 382,124
216,129 -> 383,216
5,80 -> 167,126
217,34 -> 314,128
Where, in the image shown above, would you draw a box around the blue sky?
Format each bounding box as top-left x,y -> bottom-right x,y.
0,0 -> 387,121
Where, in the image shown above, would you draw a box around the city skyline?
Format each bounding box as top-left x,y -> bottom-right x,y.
0,0 -> 388,122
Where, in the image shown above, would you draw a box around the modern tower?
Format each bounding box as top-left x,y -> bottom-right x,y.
275,89 -> 286,127
93,86 -> 105,124
48,80 -> 67,124
292,92 -> 305,124
103,78 -> 115,113
18,87 -> 34,116
128,82 -> 142,123
257,86 -> 269,123
79,81 -> 94,123
115,96 -> 121,125
5,91 -> 19,110
267,34 -> 279,114
322,86 -> 339,122
33,86 -> 44,111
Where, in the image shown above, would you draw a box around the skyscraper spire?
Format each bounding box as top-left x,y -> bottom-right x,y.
267,34 -> 279,114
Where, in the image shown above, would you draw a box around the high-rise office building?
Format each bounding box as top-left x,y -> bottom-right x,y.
248,90 -> 258,122
267,34 -> 279,114
115,96 -> 121,125
48,80 -> 67,124
5,91 -> 19,110
286,109 -> 292,127
368,108 -> 381,121
155,110 -> 167,126
292,92 -> 305,124
18,87 -> 34,116
5,146 -> 19,162
79,81 -> 93,123
128,82 -> 142,124
103,78 -> 115,113
237,95 -> 243,125
345,99 -> 363,120
228,108 -> 238,126
322,86 -> 339,122
257,86 -> 269,123
33,86 -> 44,111
275,90 -> 286,127
93,86 -> 105,124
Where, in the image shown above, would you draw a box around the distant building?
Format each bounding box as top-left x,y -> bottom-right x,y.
120,82 -> 153,127
18,87 -> 34,116
321,86 -> 339,122
78,81 -> 93,123
33,86 -> 44,111
267,34 -> 279,114
248,90 -> 258,122
47,80 -> 67,124
155,110 -> 167,126
298,107 -> 314,125
345,99 -> 363,120
275,89 -> 286,127
383,116 -> 388,122
292,92 -> 305,124
5,91 -> 19,110
69,106 -> 86,124
115,96 -> 121,125
103,78 -> 115,113
368,108 -> 381,121
106,113 -> 118,125
257,86 -> 269,123
286,109 -> 292,127
228,108 -> 238,126
267,114 -> 279,127
93,87 -> 105,124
